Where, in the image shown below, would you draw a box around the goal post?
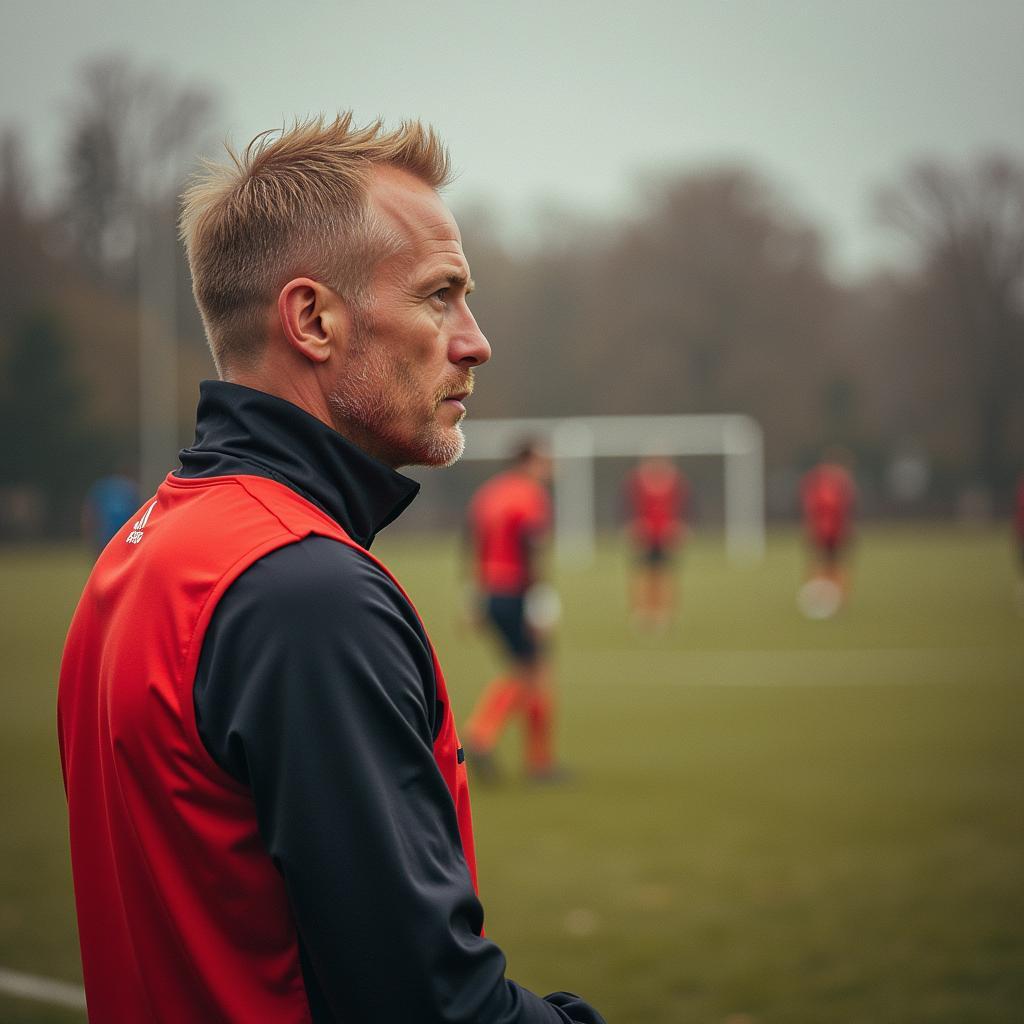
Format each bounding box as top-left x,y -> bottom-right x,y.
460,414 -> 765,565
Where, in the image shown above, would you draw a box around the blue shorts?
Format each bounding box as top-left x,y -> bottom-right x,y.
485,593 -> 539,663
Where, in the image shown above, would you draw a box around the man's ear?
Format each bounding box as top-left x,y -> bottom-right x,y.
277,278 -> 352,364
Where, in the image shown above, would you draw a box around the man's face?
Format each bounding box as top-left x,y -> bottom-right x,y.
328,167 -> 490,468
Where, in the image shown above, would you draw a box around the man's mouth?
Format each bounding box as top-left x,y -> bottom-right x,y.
439,378 -> 474,413
441,392 -> 469,415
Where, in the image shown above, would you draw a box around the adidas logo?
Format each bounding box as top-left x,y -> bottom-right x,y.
126,501 -> 157,545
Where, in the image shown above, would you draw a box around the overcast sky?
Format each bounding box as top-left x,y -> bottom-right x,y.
3,0 -> 1022,278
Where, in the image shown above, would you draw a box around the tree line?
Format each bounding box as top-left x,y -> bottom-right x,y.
1,55 -> 1021,537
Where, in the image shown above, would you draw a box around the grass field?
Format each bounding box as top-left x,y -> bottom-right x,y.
1,526 -> 1022,1022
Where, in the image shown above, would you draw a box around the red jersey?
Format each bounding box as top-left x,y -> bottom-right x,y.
801,463 -> 856,544
58,473 -> 476,1022
626,464 -> 687,545
469,470 -> 550,594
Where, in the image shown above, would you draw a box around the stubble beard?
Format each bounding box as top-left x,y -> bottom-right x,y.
328,329 -> 471,469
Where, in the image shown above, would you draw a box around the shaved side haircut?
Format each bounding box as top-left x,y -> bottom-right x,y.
180,114 -> 452,374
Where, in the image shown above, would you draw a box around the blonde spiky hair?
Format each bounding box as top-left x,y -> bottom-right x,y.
179,113 -> 452,373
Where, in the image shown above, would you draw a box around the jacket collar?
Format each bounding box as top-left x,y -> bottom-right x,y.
176,380 -> 419,549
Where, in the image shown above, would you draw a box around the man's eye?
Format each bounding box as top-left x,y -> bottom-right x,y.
432,287 -> 449,304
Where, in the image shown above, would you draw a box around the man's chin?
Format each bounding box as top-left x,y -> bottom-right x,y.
417,425 -> 466,469
388,426 -> 466,470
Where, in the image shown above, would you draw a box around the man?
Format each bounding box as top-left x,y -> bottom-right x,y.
799,452 -> 857,617
624,456 -> 688,629
464,442 -> 562,782
58,116 -> 604,1023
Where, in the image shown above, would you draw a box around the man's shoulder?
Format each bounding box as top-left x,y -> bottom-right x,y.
230,535 -> 412,622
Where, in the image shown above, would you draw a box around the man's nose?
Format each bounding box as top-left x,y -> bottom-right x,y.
450,306 -> 491,367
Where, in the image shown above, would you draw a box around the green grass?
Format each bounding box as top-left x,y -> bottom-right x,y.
1,527 -> 1022,1022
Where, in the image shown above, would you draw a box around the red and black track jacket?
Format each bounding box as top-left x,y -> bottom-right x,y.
58,381 -> 604,1024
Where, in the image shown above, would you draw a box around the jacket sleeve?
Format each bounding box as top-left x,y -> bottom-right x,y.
194,535 -> 604,1024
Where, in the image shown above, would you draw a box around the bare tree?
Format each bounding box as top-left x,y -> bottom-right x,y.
584,167 -> 841,466
62,55 -> 217,284
877,155 -> 1024,500
0,128 -> 48,318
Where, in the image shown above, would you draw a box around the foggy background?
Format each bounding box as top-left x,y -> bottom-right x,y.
1,0 -> 1022,533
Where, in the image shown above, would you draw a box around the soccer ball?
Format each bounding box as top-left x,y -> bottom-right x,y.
525,583 -> 562,631
797,578 -> 842,620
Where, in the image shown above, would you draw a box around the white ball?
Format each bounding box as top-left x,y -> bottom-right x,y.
797,578 -> 842,620
525,583 -> 562,630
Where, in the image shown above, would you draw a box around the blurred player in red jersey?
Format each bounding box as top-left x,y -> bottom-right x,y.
624,456 -> 689,629
799,452 -> 857,617
464,441 -> 564,782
